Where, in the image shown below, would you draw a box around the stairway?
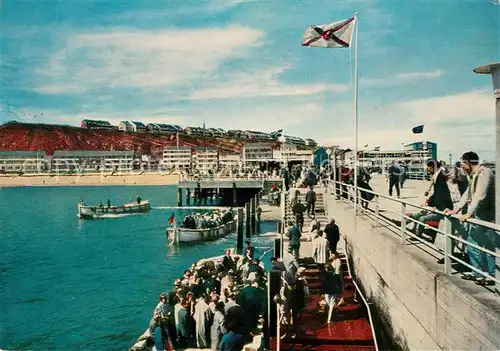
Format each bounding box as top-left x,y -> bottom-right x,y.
272,188 -> 376,350
284,190 -> 327,241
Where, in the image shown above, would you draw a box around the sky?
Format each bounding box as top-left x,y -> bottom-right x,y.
1,0 -> 499,161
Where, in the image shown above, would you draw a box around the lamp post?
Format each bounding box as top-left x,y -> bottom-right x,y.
473,61 -> 500,293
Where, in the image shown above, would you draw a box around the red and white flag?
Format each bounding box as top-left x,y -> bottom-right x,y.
302,16 -> 356,48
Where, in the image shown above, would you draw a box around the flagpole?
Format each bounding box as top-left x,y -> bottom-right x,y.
353,13 -> 359,215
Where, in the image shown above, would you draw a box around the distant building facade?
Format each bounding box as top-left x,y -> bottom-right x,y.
130,121 -> 146,133
81,119 -> 115,130
0,151 -> 47,173
52,150 -> 134,172
194,147 -> 218,170
273,144 -> 313,164
242,143 -> 274,166
219,153 -> 241,169
147,123 -> 179,134
161,146 -> 192,169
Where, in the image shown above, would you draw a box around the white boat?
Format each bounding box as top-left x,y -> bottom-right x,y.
167,220 -> 237,243
77,200 -> 151,219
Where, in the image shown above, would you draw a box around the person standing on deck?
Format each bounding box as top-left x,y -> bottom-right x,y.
399,161 -> 407,188
445,151 -> 496,286
312,230 -> 330,264
137,194 -> 142,204
387,161 -> 401,198
210,301 -> 227,350
193,293 -> 212,348
324,218 -> 340,255
286,220 -> 302,261
305,186 -> 316,217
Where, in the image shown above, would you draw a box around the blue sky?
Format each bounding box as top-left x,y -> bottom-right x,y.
1,0 -> 499,161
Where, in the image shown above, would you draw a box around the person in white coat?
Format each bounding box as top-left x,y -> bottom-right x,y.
312,230 -> 330,264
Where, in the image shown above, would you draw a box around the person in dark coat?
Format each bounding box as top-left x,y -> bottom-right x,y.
292,199 -> 306,232
286,221 -> 302,260
324,218 -> 340,254
414,159 -> 452,240
305,186 -> 316,216
387,162 -> 401,197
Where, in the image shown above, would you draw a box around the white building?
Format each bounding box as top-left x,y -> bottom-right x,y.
194,147 -> 218,170
242,143 -> 274,166
344,147 -> 433,176
52,151 -> 134,172
0,151 -> 48,173
273,144 -> 313,164
161,146 -> 192,169
119,121 -> 134,132
130,121 -> 146,132
219,153 -> 241,169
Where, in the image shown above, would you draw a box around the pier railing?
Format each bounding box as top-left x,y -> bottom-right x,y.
179,174 -> 283,182
326,180 -> 500,292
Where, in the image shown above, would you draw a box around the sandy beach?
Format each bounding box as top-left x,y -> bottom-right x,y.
0,172 -> 180,187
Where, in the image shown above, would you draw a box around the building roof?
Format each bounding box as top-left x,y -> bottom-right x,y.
120,121 -> 132,126
131,121 -> 146,127
53,150 -> 134,157
82,119 -> 112,126
164,146 -> 191,150
196,147 -> 218,151
0,151 -> 46,157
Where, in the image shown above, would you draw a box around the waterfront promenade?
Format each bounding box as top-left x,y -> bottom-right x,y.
323,177 -> 500,350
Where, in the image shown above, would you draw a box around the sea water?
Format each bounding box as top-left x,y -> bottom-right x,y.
0,186 -> 276,350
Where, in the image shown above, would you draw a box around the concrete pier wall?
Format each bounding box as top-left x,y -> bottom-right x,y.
325,196 -> 500,351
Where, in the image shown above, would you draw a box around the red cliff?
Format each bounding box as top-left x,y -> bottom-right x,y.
0,123 -> 263,156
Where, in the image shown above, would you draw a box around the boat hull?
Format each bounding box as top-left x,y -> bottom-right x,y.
167,220 -> 237,243
78,201 -> 151,219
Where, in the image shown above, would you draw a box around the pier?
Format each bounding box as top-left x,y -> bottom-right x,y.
324,176 -> 500,350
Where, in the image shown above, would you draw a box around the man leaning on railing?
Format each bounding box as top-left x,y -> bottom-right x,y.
444,151 -> 496,286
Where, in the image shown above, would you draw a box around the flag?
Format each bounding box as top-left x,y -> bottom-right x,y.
412,125 -> 424,134
302,16 -> 356,48
169,212 -> 175,225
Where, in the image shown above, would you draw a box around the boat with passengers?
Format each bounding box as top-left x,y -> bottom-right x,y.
167,209 -> 236,243
77,197 -> 151,219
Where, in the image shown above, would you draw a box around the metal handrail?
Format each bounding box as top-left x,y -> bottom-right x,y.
326,179 -> 500,286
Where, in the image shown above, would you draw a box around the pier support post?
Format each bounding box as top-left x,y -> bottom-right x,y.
232,182 -> 238,207
196,182 -> 201,206
250,196 -> 256,234
177,188 -> 182,207
245,202 -> 251,238
237,207 -> 244,254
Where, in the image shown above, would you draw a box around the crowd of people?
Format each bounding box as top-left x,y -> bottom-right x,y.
146,241 -> 267,351
182,209 -> 234,229
270,216 -> 345,338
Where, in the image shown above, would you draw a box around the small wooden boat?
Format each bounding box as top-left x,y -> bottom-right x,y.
78,201 -> 151,219
167,220 -> 237,243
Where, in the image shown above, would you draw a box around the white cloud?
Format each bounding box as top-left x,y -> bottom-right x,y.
361,69 -> 445,87
35,26 -> 264,94
189,65 -> 348,100
319,90 -> 495,159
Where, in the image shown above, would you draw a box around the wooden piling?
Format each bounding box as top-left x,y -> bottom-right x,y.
250,196 -> 256,234
245,202 -> 251,238
232,182 -> 238,207
237,207 -> 244,254
177,188 -> 182,207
